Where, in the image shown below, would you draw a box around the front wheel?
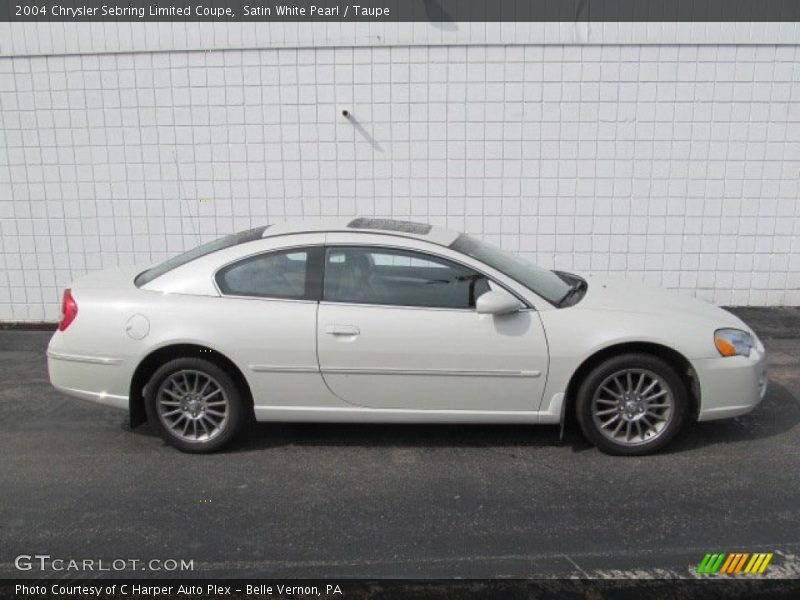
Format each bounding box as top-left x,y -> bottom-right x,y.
144,357 -> 245,453
575,353 -> 688,455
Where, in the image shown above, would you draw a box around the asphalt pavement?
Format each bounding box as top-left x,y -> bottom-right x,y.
1,307 -> 799,579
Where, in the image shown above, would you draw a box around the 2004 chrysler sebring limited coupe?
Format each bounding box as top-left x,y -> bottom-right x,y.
47,218 -> 768,455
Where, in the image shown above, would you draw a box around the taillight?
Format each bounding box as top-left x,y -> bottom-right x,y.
59,288 -> 78,331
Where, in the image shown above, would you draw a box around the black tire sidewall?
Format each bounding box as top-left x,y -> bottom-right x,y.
575,353 -> 688,456
144,357 -> 244,453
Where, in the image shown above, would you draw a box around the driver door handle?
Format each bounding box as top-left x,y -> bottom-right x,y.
325,325 -> 360,336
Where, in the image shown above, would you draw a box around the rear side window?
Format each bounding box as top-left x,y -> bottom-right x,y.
135,226 -> 267,287
323,246 -> 489,309
216,248 -> 322,300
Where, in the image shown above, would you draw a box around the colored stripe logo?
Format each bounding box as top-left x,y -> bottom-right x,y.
697,552 -> 773,574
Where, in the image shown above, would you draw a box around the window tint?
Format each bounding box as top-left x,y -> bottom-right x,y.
217,249 -> 310,299
135,226 -> 268,286
323,247 -> 490,309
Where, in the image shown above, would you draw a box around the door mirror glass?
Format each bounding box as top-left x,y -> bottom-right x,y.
475,289 -> 522,315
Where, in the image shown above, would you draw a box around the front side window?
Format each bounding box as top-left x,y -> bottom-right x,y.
323,247 -> 490,309
216,248 -> 317,299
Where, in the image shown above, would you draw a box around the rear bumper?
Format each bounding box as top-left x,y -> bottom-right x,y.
693,345 -> 768,422
47,350 -> 130,410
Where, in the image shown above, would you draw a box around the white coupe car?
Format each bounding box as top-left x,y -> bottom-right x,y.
47,218 -> 767,455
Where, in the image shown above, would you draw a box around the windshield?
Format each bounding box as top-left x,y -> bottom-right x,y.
134,226 -> 267,287
450,234 -> 571,305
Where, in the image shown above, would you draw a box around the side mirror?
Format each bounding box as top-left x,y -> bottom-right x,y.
475,289 -> 522,316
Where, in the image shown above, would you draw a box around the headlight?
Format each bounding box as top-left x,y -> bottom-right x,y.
714,328 -> 753,357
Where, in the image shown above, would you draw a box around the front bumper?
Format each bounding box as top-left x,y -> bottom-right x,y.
692,343 -> 768,422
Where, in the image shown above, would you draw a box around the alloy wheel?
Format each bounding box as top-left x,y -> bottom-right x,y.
156,369 -> 229,443
591,368 -> 675,446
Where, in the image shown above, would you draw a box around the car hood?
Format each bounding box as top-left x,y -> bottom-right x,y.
574,274 -> 749,332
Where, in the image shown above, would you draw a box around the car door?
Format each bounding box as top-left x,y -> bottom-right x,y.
211,245 -> 336,409
317,244 -> 549,411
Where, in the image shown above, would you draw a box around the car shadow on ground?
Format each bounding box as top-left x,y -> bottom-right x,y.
130,414 -> 582,449
229,421 -> 576,452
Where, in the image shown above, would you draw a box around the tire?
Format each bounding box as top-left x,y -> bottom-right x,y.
144,357 -> 245,453
575,353 -> 688,456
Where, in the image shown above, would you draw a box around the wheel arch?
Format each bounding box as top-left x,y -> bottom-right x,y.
129,343 -> 254,427
563,341 -> 700,427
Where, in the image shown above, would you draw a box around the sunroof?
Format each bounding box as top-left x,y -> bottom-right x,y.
347,218 -> 432,235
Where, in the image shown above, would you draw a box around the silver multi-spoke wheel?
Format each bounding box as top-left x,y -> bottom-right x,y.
591,368 -> 674,446
156,369 -> 229,443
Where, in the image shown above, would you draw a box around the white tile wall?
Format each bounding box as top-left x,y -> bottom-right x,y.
1,41 -> 800,320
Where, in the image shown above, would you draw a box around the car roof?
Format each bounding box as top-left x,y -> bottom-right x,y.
261,217 -> 460,247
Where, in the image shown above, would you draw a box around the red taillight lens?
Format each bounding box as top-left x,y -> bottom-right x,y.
59,288 -> 78,331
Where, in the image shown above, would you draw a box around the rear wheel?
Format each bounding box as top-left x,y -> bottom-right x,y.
144,358 -> 244,453
575,353 -> 688,455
